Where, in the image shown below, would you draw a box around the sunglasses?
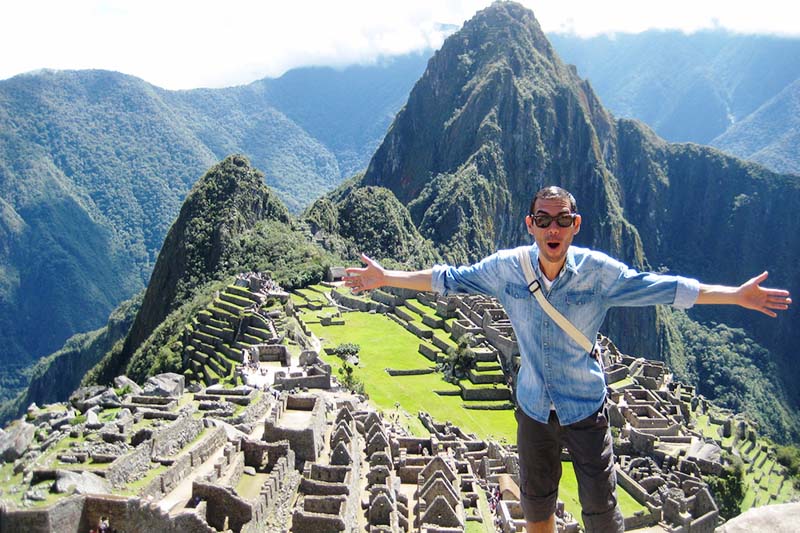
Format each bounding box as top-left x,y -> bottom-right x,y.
530,213 -> 577,228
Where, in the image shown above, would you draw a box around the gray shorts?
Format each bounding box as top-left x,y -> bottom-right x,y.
516,406 -> 624,532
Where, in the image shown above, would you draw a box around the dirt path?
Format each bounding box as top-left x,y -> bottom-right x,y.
160,443 -> 227,515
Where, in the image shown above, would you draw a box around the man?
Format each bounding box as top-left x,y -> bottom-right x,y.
344,186 -> 791,533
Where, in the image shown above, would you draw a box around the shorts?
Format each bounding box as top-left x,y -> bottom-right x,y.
516,406 -> 624,532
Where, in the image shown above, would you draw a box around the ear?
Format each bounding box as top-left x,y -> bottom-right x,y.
525,215 -> 535,235
573,214 -> 582,235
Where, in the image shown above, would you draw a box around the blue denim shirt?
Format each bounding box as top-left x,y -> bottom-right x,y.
431,244 -> 700,425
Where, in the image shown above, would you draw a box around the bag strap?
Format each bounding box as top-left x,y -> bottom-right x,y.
516,247 -> 595,353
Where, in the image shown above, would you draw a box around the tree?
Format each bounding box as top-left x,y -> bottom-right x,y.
438,333 -> 477,384
338,361 -> 365,395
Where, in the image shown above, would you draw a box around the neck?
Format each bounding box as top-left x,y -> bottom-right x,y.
539,258 -> 566,281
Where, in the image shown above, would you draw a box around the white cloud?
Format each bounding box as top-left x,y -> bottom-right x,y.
1,0 -> 798,89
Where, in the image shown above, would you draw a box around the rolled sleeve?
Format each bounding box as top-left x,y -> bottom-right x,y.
672,276 -> 700,309
431,265 -> 449,295
430,254 -> 501,297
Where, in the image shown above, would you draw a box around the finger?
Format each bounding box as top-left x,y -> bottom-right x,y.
765,290 -> 791,298
361,253 -> 375,266
345,267 -> 366,275
758,308 -> 777,318
751,271 -> 769,285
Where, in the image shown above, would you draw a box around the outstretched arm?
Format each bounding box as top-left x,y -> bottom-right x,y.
696,271 -> 792,318
344,254 -> 433,293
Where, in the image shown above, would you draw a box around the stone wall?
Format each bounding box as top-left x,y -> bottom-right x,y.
152,414 -> 203,458
263,394 -> 326,466
106,440 -> 153,488
0,495 -> 217,533
142,453 -> 192,499
190,427 -> 226,468
192,482 -> 253,532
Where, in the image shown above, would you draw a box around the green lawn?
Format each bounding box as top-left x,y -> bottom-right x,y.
305,310 -> 517,441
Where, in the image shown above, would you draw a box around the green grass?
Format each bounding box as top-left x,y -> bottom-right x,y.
407,298 -> 438,317
557,462 -> 646,526
306,310 -> 517,441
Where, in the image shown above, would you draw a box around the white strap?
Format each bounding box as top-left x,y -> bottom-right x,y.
516,247 -> 594,353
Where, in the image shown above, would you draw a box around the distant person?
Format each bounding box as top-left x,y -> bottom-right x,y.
345,185 -> 792,533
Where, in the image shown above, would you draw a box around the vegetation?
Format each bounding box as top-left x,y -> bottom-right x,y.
704,457 -> 745,520
331,343 -> 360,360
776,444 -> 800,488
337,361 -> 366,395
438,334 -> 477,384
666,310 -> 800,443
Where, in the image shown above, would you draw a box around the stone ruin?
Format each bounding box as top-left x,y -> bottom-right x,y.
2,282 -> 796,532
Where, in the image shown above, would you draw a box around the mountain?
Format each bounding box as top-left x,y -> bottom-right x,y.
86,154 -> 336,388
253,54 -> 430,178
710,79 -> 800,174
548,30 -> 800,153
0,57 -> 426,403
341,2 -> 800,441
0,70 -> 210,402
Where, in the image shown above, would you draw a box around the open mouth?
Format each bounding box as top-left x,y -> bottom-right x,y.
547,242 -> 560,250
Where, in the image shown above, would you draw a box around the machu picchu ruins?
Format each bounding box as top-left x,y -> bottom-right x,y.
1,273 -> 797,532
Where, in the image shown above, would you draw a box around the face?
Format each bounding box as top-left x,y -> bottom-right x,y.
525,197 -> 581,272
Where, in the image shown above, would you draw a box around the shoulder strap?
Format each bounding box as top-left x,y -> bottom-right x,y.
516,247 -> 594,353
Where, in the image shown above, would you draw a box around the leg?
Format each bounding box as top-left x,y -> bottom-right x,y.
516,409 -> 562,532
561,405 -> 624,533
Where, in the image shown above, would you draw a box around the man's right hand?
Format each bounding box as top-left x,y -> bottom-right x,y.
344,254 -> 386,293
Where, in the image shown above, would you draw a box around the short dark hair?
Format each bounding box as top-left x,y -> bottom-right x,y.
530,186 -> 577,214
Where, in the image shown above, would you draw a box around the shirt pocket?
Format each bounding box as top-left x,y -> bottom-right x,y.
503,282 -> 531,300
565,290 -> 596,306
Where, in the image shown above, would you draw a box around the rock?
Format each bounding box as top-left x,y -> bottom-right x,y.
99,388 -> 121,407
24,488 -> 46,502
0,421 -> 36,462
113,375 -> 143,395
243,466 -> 256,476
53,470 -> 111,495
69,385 -> 107,412
205,419 -> 248,441
719,501 -> 800,532
143,373 -> 185,398
86,411 -> 100,426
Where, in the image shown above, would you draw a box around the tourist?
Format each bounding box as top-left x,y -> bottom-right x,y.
344,185 -> 792,533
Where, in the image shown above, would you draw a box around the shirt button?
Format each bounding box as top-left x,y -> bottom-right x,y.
544,343 -> 549,347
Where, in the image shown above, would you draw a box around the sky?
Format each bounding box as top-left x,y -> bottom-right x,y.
2,0 -> 799,90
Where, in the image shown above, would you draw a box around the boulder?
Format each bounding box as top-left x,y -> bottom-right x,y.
113,375 -> 143,395
719,501 -> 800,532
53,470 -> 111,495
205,419 -> 248,441
143,373 -> 185,397
99,388 -> 121,407
69,386 -> 107,412
0,421 -> 36,462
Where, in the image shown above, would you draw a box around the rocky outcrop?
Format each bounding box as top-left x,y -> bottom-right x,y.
718,501 -> 800,532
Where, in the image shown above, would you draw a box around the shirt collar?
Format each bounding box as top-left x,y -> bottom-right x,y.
530,245 -> 579,279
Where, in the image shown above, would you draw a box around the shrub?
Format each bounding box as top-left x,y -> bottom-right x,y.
338,361 -> 365,395
332,343 -> 360,360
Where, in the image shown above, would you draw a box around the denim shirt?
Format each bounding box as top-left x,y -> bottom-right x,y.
431,244 -> 700,425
